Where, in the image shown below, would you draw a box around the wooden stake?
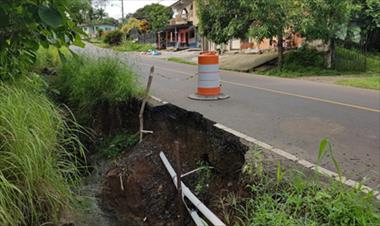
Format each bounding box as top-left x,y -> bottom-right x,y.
139,66 -> 154,143
174,141 -> 185,225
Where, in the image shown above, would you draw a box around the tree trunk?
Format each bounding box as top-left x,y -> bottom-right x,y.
201,37 -> 208,52
326,38 -> 336,69
277,34 -> 284,69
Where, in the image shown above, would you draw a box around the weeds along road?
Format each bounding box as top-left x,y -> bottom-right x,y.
72,44 -> 380,188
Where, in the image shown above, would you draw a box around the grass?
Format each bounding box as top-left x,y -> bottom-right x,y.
194,161 -> 212,195
226,173 -> 380,225
55,55 -> 142,123
0,80 -> 84,225
168,57 -> 197,65
112,41 -> 155,52
220,140 -> 380,225
259,67 -> 341,78
336,76 -> 380,90
258,47 -> 380,82
367,53 -> 380,73
99,132 -> 139,158
33,46 -> 72,73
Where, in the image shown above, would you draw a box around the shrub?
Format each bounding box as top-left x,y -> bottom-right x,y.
284,46 -> 325,69
103,30 -> 123,45
55,56 -> 141,123
113,41 -> 155,52
33,46 -> 71,73
0,82 -> 84,225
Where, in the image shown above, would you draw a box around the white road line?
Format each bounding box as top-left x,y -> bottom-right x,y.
213,122 -> 380,200
147,92 -> 380,199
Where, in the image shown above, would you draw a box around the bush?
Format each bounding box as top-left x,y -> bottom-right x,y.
55,56 -> 141,123
113,41 -> 155,52
0,82 -> 84,225
284,46 -> 325,69
33,46 -> 71,73
103,30 -> 123,45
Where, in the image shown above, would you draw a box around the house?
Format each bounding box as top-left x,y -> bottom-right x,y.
157,0 -> 200,49
80,23 -> 118,38
159,0 -> 303,52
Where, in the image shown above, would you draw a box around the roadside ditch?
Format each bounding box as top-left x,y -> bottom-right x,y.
70,98 -> 250,225
64,96 -> 379,226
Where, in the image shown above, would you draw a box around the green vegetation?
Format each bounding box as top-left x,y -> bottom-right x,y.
112,41 -> 155,52
227,172 -> 380,225
198,0 -> 379,70
194,161 -> 212,195
103,30 -> 123,46
121,17 -> 149,36
221,140 -> 380,225
0,0 -> 84,80
92,39 -> 155,52
336,76 -> 380,90
100,132 -> 139,158
33,46 -> 72,73
258,47 -> 380,79
168,57 -> 197,66
132,3 -> 173,32
336,47 -> 367,72
0,82 -> 84,225
55,55 -> 141,122
366,52 -> 380,73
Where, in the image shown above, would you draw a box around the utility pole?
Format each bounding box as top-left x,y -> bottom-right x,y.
121,0 -> 124,20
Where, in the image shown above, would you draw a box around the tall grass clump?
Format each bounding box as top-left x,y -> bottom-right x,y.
33,46 -> 71,74
0,83 -> 84,225
55,56 -> 141,125
221,141 -> 380,225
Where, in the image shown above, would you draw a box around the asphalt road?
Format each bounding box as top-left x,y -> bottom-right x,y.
74,44 -> 380,187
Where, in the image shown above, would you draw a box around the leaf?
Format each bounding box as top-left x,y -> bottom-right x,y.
38,5 -> 63,28
318,138 -> 329,164
58,50 -> 67,64
0,8 -> 9,27
73,34 -> 85,48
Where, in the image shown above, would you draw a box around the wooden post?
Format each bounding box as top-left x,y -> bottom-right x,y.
139,66 -> 154,143
174,141 -> 184,224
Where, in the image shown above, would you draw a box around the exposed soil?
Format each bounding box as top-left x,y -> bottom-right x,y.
75,99 -> 248,226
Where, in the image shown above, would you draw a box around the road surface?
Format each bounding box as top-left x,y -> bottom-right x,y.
74,44 -> 380,187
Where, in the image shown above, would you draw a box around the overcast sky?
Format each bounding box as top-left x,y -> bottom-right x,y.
97,0 -> 177,19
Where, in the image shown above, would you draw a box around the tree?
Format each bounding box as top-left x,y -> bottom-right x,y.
121,17 -> 149,34
0,0 -> 84,80
302,0 -> 353,68
68,0 -> 91,24
347,0 -> 380,51
132,3 -> 172,32
247,0 -> 302,68
93,8 -> 108,20
197,0 -> 252,45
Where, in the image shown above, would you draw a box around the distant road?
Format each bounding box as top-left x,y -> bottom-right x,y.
74,44 -> 380,187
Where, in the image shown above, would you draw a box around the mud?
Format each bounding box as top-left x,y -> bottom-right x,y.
78,98 -> 248,226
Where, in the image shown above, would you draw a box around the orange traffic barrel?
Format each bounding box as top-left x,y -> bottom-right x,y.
188,52 -> 229,100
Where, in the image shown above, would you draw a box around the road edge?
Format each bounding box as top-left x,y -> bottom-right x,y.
151,95 -> 380,200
